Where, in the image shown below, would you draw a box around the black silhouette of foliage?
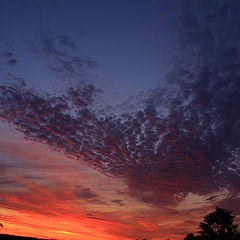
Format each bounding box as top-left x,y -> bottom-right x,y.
199,207 -> 240,240
184,208 -> 240,240
184,233 -> 202,240
0,234 -> 49,240
184,233 -> 197,240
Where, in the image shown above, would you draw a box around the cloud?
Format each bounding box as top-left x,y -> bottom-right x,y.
32,36 -> 97,82
1,51 -> 17,66
206,195 -> 217,201
86,214 -> 107,221
112,199 -> 125,206
7,59 -> 17,65
74,186 -> 98,199
3,52 -> 14,58
0,73 -> 219,207
57,35 -> 77,49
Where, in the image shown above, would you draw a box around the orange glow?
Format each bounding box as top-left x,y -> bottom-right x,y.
1,131 -> 237,240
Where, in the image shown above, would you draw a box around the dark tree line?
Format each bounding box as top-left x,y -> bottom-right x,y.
184,208 -> 240,240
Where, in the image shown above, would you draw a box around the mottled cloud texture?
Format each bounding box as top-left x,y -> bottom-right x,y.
0,0 -> 240,212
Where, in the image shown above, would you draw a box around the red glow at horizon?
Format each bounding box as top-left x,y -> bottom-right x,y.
0,129 -> 238,240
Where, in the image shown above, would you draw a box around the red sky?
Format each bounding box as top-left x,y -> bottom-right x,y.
0,124 -> 238,240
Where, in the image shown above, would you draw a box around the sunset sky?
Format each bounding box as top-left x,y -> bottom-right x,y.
0,1 -> 240,240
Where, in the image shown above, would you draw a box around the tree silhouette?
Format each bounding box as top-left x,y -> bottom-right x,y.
184,207 -> 240,240
199,207 -> 240,239
184,233 -> 197,240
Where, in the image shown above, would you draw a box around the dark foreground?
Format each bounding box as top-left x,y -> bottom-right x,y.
0,234 -> 51,240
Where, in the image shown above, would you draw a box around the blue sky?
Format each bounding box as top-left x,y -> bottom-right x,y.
0,0 -> 176,102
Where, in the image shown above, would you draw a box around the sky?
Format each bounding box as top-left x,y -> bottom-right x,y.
0,0 -> 240,240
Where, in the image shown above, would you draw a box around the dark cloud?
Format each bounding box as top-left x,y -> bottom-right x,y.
3,52 -> 13,58
33,36 -> 97,80
87,199 -> 107,205
74,186 -> 98,199
86,214 -> 107,221
7,59 -> 17,65
112,199 -> 125,206
206,195 -> 217,201
0,75 -> 218,206
0,0 -> 240,208
1,51 -> 17,65
57,35 -> 77,49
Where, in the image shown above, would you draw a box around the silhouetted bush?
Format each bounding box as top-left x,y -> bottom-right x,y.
184,207 -> 240,240
0,234 -> 49,240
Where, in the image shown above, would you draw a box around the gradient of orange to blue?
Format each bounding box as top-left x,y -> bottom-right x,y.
0,1 -> 240,240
